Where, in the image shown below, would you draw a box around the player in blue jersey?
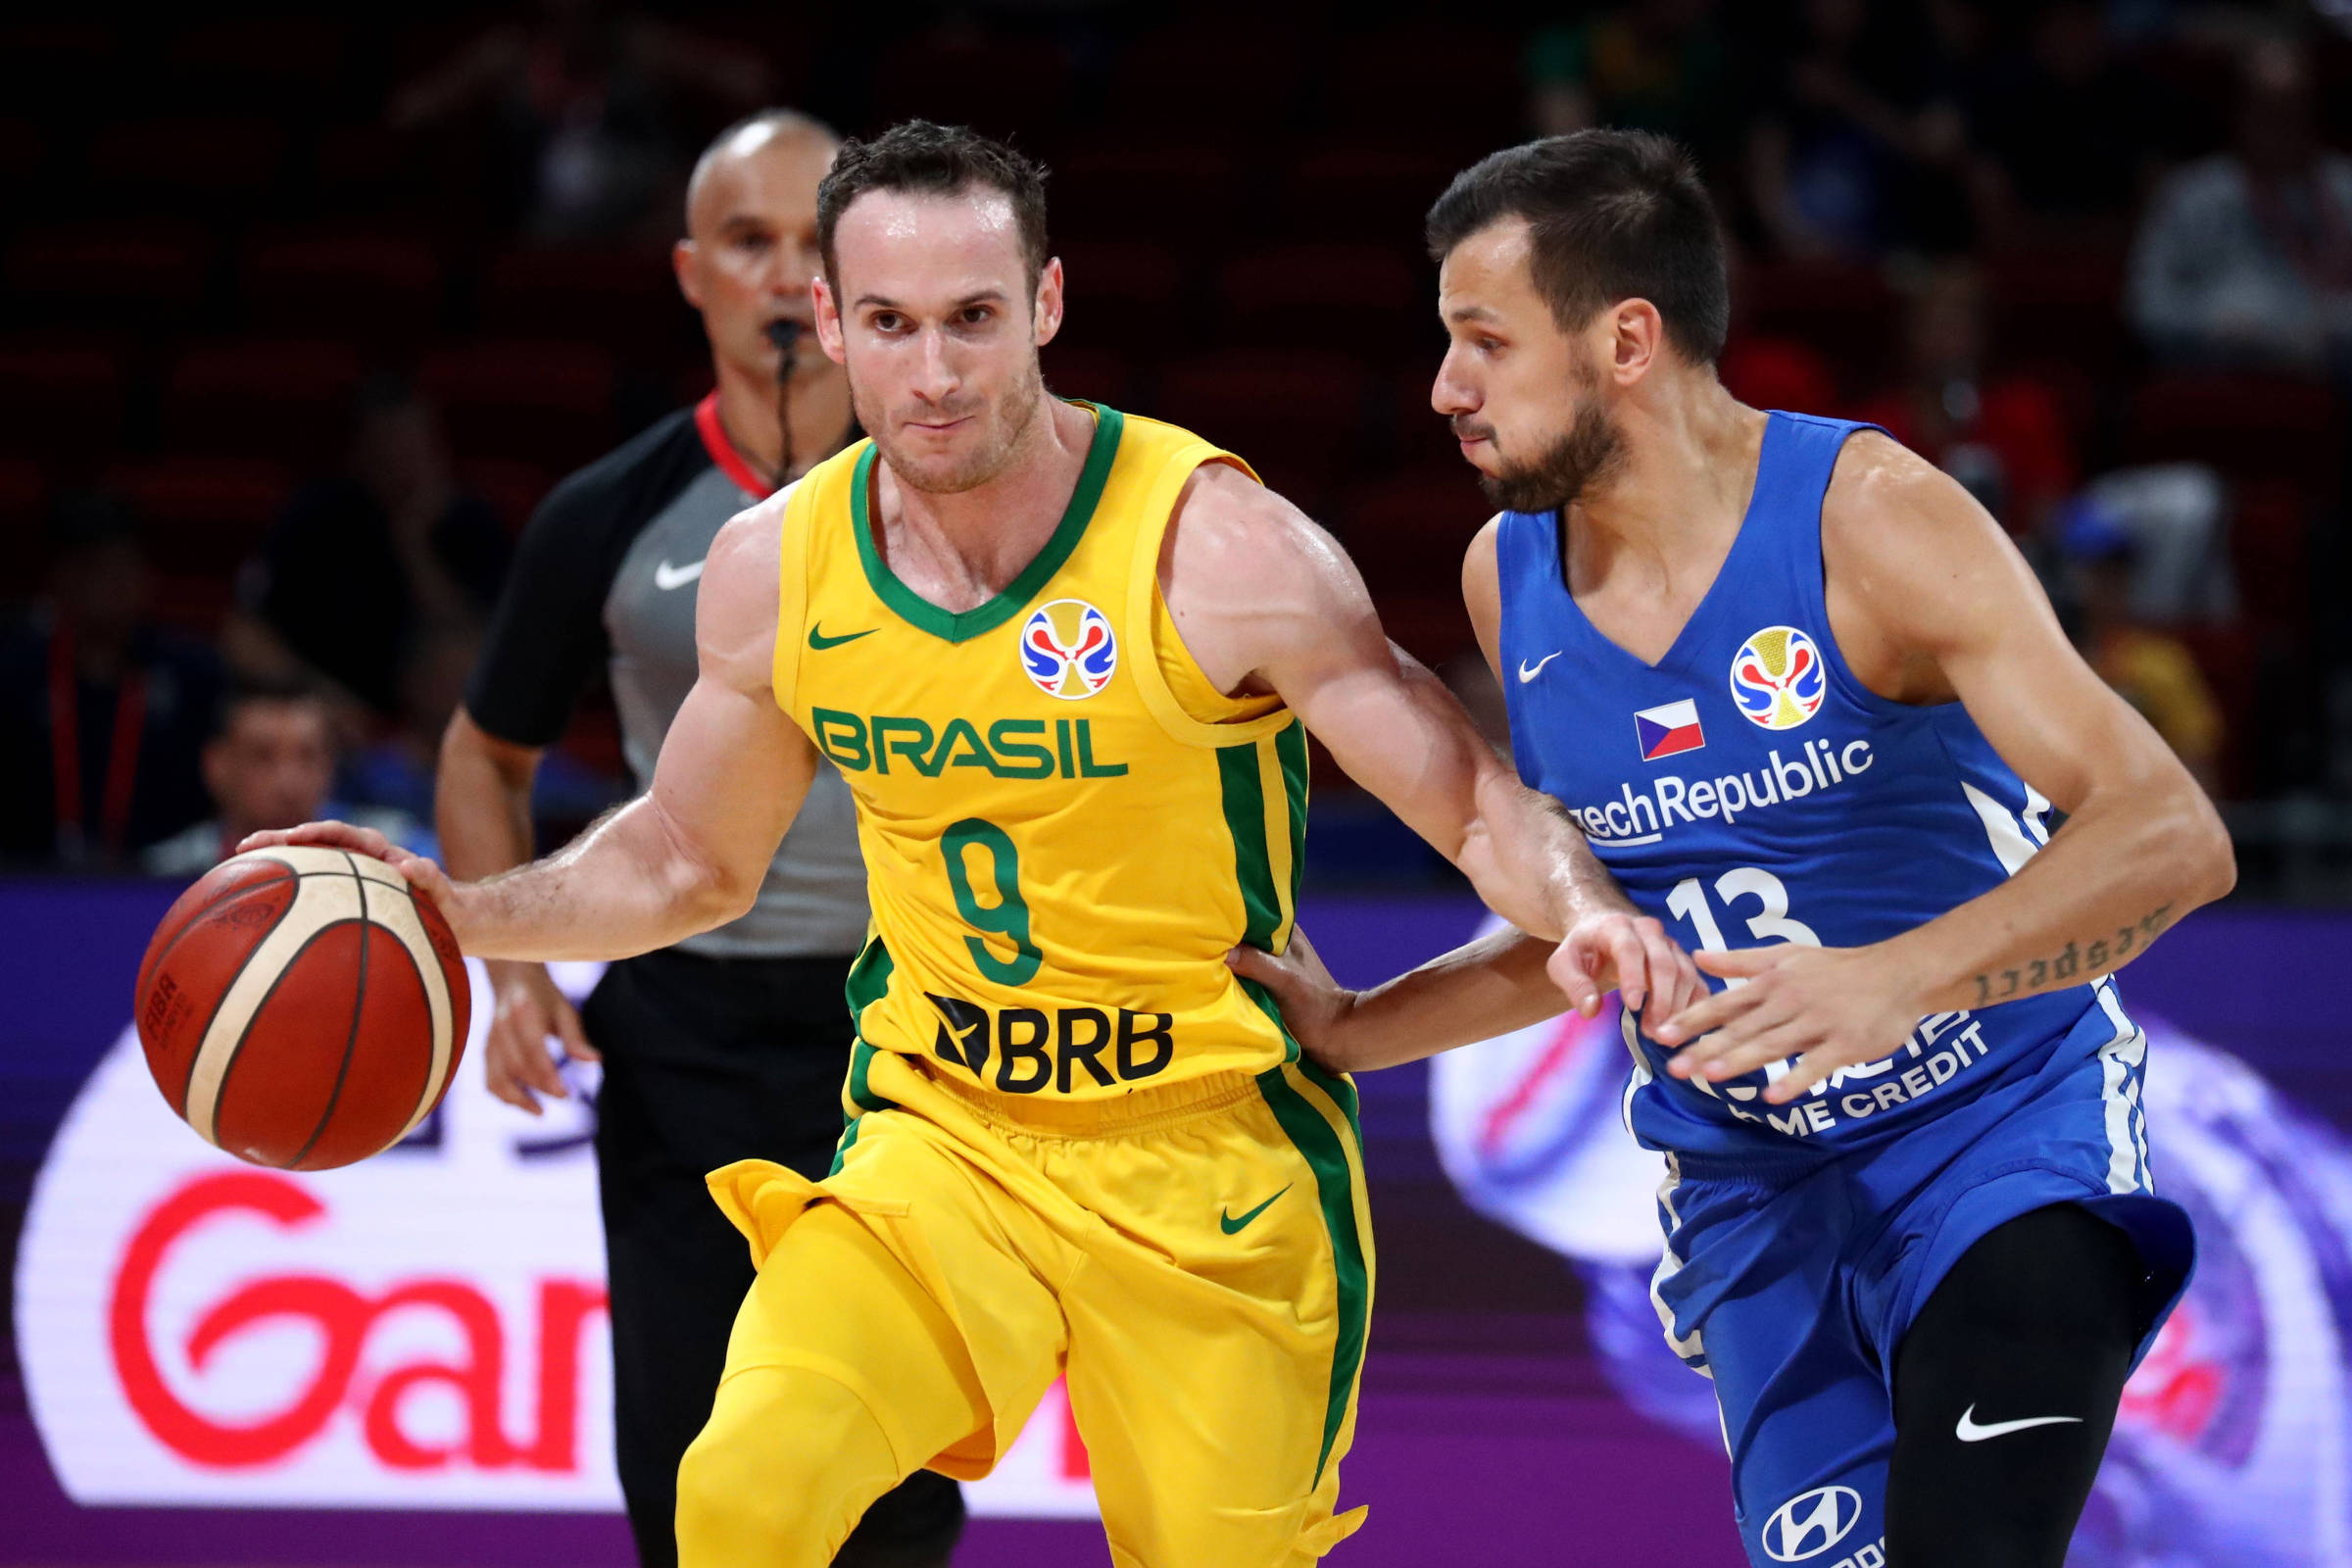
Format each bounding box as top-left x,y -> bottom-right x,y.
1236,131 -> 2234,1568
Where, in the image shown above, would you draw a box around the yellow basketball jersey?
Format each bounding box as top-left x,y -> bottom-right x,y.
771,404 -> 1308,1107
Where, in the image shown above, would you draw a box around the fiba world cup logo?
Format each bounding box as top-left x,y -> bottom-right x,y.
1729,624 -> 1826,731
1019,598 -> 1118,700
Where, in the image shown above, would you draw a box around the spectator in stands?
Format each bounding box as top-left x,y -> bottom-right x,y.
223,376 -> 508,725
389,0 -> 770,246
2063,503 -> 2224,796
1743,0 -> 1973,257
1968,0 -> 2167,250
1850,261 -> 2076,534
2129,35 -> 2352,373
1523,1 -> 1743,169
0,492 -> 221,869
143,680 -> 427,880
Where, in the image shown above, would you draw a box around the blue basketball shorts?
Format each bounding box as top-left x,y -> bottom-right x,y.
1648,994 -> 2197,1568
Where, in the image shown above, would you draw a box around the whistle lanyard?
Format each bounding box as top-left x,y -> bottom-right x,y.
48,623 -> 146,861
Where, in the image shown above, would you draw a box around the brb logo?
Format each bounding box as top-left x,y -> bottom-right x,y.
1731,624 -> 1826,731
1020,598 -> 1117,701
1761,1484 -> 1865,1561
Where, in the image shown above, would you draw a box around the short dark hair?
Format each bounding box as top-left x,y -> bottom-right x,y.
816,120 -> 1050,289
211,674 -> 327,743
1426,130 -> 1730,366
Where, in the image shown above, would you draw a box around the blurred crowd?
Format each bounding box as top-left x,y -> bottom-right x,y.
1,2 -> 2347,889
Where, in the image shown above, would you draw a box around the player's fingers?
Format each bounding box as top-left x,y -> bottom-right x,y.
1766,1045 -> 1848,1104
1653,982 -> 1763,1049
1605,923 -> 1647,1015
235,820 -> 392,859
1629,917 -> 1684,1022
549,994 -> 600,1063
481,1043 -> 545,1115
493,1007 -> 568,1101
1546,941 -> 1602,1018
1685,1014 -> 1813,1083
1691,947 -> 1775,980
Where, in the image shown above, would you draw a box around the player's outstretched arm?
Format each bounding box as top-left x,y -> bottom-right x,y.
1166,464 -> 1699,1062
1651,435 -> 2235,1102
240,501 -> 821,961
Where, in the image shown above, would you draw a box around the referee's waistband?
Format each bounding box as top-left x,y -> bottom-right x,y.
890,1053 -> 1269,1139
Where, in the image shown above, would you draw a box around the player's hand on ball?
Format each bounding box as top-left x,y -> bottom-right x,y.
234,821 -> 465,937
1548,910 -> 1705,1027
483,959 -> 599,1116
1650,944 -> 1921,1103
1227,930 -> 1361,1072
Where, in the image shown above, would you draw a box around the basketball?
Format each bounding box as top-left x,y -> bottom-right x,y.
132,845 -> 471,1171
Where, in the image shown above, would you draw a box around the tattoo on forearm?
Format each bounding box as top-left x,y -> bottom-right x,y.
1971,904 -> 2173,1006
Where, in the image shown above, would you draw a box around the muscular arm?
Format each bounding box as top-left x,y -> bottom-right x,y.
248,501 -> 819,962
1652,434 -> 2235,1097
1169,466 -> 1692,1025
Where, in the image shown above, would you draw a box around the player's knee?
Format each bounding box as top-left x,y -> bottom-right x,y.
676,1365 -> 901,1568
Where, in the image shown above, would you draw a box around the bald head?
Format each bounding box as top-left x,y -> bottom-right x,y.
685,110 -> 839,237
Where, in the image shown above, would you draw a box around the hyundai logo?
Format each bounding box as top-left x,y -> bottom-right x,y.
1761,1485 -> 1864,1562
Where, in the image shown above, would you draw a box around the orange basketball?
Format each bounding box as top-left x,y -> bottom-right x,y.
134,844 -> 471,1170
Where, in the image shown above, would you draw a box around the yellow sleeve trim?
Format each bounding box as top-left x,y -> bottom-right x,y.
1124,443 -> 1300,751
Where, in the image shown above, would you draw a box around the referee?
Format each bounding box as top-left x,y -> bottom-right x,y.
436,112 -> 962,1568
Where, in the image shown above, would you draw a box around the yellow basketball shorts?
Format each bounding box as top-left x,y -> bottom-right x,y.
677,1047 -> 1374,1568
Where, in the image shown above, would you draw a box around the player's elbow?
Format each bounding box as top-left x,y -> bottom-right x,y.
2154,771 -> 2235,910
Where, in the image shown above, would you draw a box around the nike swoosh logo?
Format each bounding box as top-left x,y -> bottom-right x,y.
1219,1184 -> 1293,1235
1955,1405 -> 2083,1443
808,625 -> 877,651
1517,651 -> 1562,683
653,559 -> 704,591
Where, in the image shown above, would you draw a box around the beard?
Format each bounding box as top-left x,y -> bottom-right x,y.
858,357 -> 1047,497
1466,393 -> 1626,514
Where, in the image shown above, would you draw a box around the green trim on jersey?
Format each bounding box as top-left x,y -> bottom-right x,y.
1217,716 -> 1307,954
1255,1060 -> 1370,1487
851,403 -> 1126,644
843,937 -> 899,1115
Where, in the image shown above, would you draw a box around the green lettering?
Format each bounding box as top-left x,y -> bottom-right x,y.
1055,717 -> 1077,778
941,818 -> 1043,985
871,716 -> 935,776
929,718 -> 999,777
1075,718 -> 1128,778
986,719 -> 1054,779
811,708 -> 870,771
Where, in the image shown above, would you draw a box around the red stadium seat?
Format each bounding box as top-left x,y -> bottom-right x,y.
109,455 -> 293,578
1323,26 -> 1520,155
875,34 -> 1075,139
163,18 -> 351,101
1983,247 -> 2130,382
1273,141 -> 1458,243
0,334 -> 130,461
2121,373 -> 2341,497
3,221 -> 214,322
477,247 -> 684,358
458,458 -> 555,537
1103,24 -> 1307,132
84,117 -> 286,205
1335,470 -> 1495,597
1040,345 -> 1135,411
1216,244 -> 1422,351
417,339 -> 617,470
1720,336 -> 1838,416
1155,350 -> 1373,510
2228,478 -> 2313,647
159,339 -> 364,465
1054,242 -> 1191,349
1054,141 -> 1241,249
0,455 -> 47,596
240,225 -> 443,343
1735,259 -> 1901,396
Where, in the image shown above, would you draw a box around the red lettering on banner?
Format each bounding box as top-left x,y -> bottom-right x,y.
108,1171 -> 608,1473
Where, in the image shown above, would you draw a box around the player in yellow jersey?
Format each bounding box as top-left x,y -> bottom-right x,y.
244,121 -> 1702,1568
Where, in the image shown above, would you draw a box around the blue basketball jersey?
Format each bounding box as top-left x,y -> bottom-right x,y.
1498,411 -> 2140,1167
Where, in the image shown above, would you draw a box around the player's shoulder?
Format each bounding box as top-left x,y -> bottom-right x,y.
1167,457 -> 1345,587
1822,425 -> 2001,571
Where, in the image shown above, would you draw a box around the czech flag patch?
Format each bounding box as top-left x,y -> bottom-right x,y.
1634,699 -> 1705,761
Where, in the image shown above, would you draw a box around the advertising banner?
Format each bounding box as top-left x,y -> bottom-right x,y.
14,960 -> 1096,1520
